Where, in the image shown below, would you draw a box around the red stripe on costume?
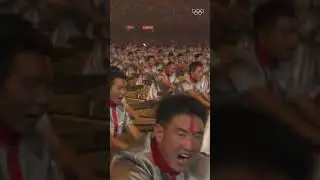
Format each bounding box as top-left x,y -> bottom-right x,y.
7,149 -> 23,180
109,101 -> 119,137
0,123 -> 23,180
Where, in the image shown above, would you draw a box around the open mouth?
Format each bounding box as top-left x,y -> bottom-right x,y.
177,153 -> 191,165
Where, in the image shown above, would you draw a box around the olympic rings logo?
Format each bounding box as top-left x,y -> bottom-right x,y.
192,9 -> 205,16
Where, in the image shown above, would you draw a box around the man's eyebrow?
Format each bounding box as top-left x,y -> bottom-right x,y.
194,131 -> 204,136
177,128 -> 204,135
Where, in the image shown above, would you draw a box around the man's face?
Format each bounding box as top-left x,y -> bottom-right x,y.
148,58 -> 156,66
110,78 -> 126,104
263,17 -> 299,60
135,51 -> 141,58
0,52 -> 53,133
212,167 -> 289,180
191,66 -> 204,81
177,56 -> 183,62
128,54 -> 134,60
155,114 -> 204,172
166,64 -> 177,76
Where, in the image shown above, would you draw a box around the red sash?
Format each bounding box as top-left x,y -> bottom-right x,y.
109,101 -> 119,137
0,123 -> 23,180
151,138 -> 180,180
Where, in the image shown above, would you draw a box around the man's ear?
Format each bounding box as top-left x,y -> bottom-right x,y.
154,123 -> 164,143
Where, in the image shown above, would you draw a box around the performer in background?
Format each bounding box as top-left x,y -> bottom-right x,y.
147,62 -> 179,100
179,61 -> 210,108
109,69 -> 143,150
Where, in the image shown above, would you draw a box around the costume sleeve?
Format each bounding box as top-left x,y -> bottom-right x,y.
180,81 -> 194,92
111,159 -> 151,180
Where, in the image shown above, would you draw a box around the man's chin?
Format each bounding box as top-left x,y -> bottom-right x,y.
171,161 -> 190,173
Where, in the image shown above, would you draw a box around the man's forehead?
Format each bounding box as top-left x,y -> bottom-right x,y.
113,78 -> 126,86
171,114 -> 204,132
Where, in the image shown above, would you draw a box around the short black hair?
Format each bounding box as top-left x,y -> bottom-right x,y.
0,13 -> 53,84
188,61 -> 203,74
253,1 -> 295,37
194,53 -> 202,59
166,61 -> 175,67
156,94 -> 207,126
146,56 -> 155,61
168,52 -> 175,57
110,66 -> 126,87
212,103 -> 314,180
127,52 -> 133,56
177,53 -> 183,58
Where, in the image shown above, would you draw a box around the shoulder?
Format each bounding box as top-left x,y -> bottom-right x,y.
111,148 -> 153,180
189,154 -> 210,180
111,159 -> 152,180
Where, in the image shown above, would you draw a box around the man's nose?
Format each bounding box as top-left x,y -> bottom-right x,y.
181,136 -> 194,151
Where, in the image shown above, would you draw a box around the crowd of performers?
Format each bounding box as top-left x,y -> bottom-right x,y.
109,43 -> 211,179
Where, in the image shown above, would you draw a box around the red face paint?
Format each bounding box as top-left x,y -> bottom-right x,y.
189,116 -> 196,134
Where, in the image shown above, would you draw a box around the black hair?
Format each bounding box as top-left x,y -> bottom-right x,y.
253,1 -> 295,37
168,52 -> 175,57
110,66 -> 126,87
188,61 -> 203,74
166,61 -> 175,67
0,13 -> 53,84
127,52 -> 133,56
212,103 -> 314,180
156,94 -> 207,126
177,53 -> 183,58
194,53 -> 202,59
146,56 -> 155,61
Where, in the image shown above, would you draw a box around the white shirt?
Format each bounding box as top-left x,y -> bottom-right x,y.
110,102 -> 133,137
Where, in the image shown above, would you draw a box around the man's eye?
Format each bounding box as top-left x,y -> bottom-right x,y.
177,132 -> 187,137
194,134 -> 203,140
